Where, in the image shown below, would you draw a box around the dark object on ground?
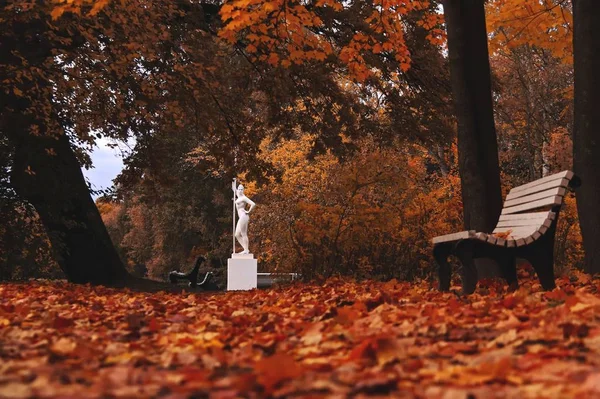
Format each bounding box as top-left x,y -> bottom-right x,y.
432,171 -> 581,295
196,271 -> 219,291
168,256 -> 218,290
257,273 -> 300,288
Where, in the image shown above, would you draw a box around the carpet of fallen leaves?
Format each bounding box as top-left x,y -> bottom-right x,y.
2,270 -> 600,398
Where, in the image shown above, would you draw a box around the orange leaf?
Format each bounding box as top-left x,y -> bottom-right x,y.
254,353 -> 303,393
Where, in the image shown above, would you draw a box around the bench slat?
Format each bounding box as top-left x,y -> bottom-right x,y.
494,225 -> 549,247
509,171 -> 574,194
496,218 -> 545,228
476,232 -> 488,242
513,225 -> 549,247
501,196 -> 562,215
496,218 -> 553,228
506,178 -> 569,201
487,235 -> 498,245
432,230 -> 475,244
493,226 -> 540,237
504,187 -> 566,208
480,233 -> 509,247
498,212 -> 554,222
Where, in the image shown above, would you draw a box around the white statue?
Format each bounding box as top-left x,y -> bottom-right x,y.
232,180 -> 256,254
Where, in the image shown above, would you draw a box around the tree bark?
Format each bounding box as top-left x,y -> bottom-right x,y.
442,0 -> 503,277
573,0 -> 600,274
1,14 -> 129,285
442,0 -> 502,232
6,112 -> 130,285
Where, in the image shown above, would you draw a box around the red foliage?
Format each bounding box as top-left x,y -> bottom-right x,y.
2,274 -> 600,397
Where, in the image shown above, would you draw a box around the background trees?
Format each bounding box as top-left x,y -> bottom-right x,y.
91,1 -> 458,283
0,0 -> 594,284
1,0 -> 281,283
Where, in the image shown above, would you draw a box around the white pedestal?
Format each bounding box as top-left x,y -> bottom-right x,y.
227,253 -> 257,291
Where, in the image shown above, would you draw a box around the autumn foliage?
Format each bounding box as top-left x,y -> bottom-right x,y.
251,136 -> 463,280
219,0 -> 444,81
0,0 -> 585,283
3,272 -> 600,397
486,0 -> 572,63
2,0 -> 600,397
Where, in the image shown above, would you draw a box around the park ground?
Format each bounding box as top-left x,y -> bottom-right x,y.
2,270 -> 600,398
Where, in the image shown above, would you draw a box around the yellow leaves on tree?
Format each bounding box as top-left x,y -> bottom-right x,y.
250,134 -> 463,280
47,0 -> 446,82
51,0 -> 111,20
486,0 -> 573,64
219,0 -> 444,82
220,1 -> 332,66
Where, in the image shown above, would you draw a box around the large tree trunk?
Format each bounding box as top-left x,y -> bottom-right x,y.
6,112 -> 130,285
573,0 -> 600,274
442,0 -> 503,276
1,14 -> 129,285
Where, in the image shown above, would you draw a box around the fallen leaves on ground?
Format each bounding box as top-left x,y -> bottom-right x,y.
2,270 -> 600,398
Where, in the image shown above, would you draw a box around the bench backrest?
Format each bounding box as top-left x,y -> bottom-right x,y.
491,170 -> 575,244
502,170 -> 574,215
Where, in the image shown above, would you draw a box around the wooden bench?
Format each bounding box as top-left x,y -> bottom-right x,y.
432,170 -> 581,294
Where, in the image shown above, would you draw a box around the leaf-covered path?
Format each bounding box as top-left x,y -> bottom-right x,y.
2,271 -> 600,398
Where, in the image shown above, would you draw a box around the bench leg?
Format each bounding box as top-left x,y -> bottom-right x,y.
168,256 -> 205,288
524,245 -> 556,291
433,244 -> 452,291
455,240 -> 478,295
499,254 -> 518,290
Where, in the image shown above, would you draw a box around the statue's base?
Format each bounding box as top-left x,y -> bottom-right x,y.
227,254 -> 257,291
